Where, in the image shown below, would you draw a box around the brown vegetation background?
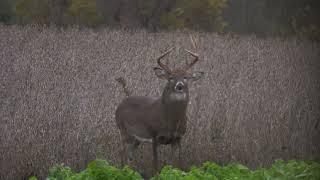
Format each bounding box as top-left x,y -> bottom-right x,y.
0,25 -> 319,179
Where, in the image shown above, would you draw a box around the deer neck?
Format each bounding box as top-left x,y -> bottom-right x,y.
160,87 -> 189,132
161,86 -> 189,109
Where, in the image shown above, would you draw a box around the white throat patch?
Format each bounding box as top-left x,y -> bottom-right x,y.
133,135 -> 153,143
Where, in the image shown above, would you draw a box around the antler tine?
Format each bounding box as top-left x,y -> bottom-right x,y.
184,49 -> 199,70
157,47 -> 174,72
190,35 -> 197,50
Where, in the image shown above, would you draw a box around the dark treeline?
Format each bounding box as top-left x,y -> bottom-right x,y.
0,0 -> 319,39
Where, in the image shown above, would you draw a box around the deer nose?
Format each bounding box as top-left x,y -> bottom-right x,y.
175,82 -> 184,92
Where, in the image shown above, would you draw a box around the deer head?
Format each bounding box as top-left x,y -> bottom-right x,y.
154,48 -> 204,105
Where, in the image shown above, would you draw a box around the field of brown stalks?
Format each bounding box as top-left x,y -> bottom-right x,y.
0,25 -> 319,179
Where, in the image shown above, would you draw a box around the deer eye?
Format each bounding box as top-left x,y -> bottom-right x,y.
183,77 -> 188,82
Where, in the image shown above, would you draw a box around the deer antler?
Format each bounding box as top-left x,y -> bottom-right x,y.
184,35 -> 199,71
184,49 -> 199,71
157,47 -> 174,73
189,35 -> 197,50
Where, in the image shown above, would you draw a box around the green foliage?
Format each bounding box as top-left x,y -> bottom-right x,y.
251,160 -> 320,180
14,0 -> 102,26
47,163 -> 75,180
153,160 -> 320,180
28,176 -> 38,180
46,159 -> 143,180
0,0 -> 14,23
160,0 -> 228,31
9,0 -> 320,40
137,0 -> 157,19
137,0 -> 227,31
15,0 -> 51,24
151,165 -> 216,180
41,159 -> 320,180
290,9 -> 320,42
67,0 -> 103,26
160,8 -> 185,30
298,25 -> 320,41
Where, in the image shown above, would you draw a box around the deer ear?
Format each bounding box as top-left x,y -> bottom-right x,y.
154,67 -> 169,79
190,72 -> 204,81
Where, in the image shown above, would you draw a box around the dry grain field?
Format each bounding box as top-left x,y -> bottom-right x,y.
0,25 -> 319,179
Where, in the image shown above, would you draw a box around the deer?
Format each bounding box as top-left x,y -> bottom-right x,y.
115,46 -> 204,175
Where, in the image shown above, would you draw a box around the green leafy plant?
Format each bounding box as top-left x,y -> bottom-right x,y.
15,0 -> 51,24
67,0 -> 103,26
137,0 -> 228,31
28,176 -> 38,180
47,163 -> 75,180
160,0 -> 228,31
43,159 -> 320,180
153,160 -> 320,180
47,159 -> 143,180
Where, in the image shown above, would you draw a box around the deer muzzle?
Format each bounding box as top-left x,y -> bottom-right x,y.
175,82 -> 184,92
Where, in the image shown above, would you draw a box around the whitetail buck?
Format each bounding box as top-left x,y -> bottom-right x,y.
115,47 -> 204,174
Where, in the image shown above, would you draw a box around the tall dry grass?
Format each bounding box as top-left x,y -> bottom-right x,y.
0,25 -> 319,179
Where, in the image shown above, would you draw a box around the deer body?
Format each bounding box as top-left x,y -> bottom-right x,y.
116,90 -> 188,145
115,47 -> 203,174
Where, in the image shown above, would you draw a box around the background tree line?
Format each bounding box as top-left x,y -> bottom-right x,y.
0,0 -> 319,39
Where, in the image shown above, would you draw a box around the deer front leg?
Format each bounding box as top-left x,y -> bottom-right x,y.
152,137 -> 158,175
170,136 -> 182,168
120,140 -> 126,167
127,140 -> 140,162
119,133 -> 128,167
